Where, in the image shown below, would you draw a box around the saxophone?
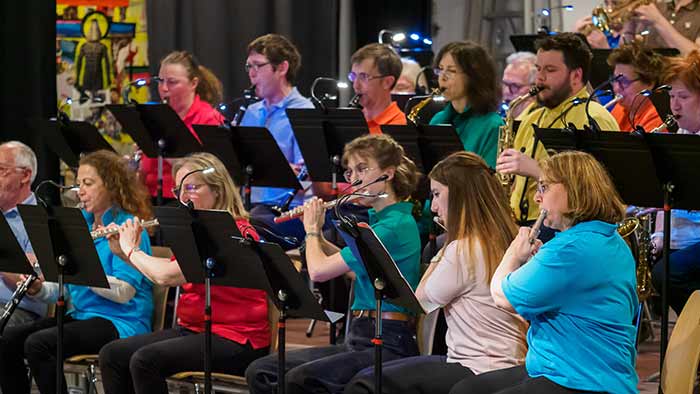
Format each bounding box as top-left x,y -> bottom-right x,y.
407,87 -> 444,125
496,86 -> 541,195
616,213 -> 655,302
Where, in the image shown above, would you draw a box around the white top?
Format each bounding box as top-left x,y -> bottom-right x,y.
419,240 -> 528,374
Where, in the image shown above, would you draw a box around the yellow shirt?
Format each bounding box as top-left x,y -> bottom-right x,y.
510,87 -> 619,223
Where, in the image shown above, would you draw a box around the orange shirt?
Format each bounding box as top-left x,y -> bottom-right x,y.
611,100 -> 663,132
366,101 -> 407,134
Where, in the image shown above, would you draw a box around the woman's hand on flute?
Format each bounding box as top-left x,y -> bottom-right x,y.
302,197 -> 326,234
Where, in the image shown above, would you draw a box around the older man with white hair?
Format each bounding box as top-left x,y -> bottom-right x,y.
501,52 -> 537,119
0,141 -> 46,327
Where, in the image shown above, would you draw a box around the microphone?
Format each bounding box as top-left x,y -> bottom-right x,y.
629,84 -> 671,132
176,167 -> 215,209
334,174 -> 389,225
122,77 -> 159,104
585,74 -> 622,132
311,77 -> 350,110
34,180 -> 79,208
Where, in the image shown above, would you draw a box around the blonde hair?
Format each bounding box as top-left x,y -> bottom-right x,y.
172,153 -> 248,219
540,151 -> 625,225
429,152 -> 517,281
341,134 -> 419,200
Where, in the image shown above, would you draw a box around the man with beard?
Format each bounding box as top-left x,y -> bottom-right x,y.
0,141 -> 46,327
495,33 -> 619,229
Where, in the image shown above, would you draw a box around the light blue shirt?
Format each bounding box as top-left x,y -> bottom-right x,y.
1,193 -> 47,317
667,209 -> 700,250
240,87 -> 314,207
503,220 -> 638,393
70,207 -> 153,338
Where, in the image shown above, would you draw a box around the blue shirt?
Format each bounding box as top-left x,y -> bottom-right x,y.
240,87 -> 314,207
1,193 -> 47,317
70,207 -> 153,338
503,220 -> 638,393
339,202 -> 421,313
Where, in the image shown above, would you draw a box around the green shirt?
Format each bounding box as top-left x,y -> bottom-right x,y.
429,103 -> 503,168
339,202 -> 421,313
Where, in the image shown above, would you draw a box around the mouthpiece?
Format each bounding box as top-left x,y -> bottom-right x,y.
433,216 -> 447,231
528,86 -> 543,96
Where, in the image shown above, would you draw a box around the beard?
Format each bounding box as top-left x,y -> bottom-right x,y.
537,81 -> 574,109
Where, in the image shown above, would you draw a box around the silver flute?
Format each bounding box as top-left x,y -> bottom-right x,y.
90,218 -> 160,239
528,209 -> 548,244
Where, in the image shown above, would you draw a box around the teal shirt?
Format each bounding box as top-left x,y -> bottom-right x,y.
74,207 -> 153,338
429,103 -> 502,168
339,202 -> 421,313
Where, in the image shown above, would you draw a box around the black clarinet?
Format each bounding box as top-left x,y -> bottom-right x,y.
0,263 -> 39,335
231,85 -> 258,126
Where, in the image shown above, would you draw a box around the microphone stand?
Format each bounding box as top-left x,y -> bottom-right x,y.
585,74 -> 621,132
629,85 -> 671,134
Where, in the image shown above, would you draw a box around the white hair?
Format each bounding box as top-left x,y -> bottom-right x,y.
506,51 -> 537,84
1,141 -> 37,182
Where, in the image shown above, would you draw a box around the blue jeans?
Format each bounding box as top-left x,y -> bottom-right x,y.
245,317 -> 418,394
652,241 -> 700,315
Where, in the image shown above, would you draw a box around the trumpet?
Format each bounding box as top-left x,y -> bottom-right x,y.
90,218 -> 160,239
604,94 -> 623,110
407,87 -> 444,125
649,114 -> 677,133
273,193 -> 386,224
528,209 -> 548,244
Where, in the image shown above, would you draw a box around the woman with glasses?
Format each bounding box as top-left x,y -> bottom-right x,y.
98,152 -> 269,394
429,41 -> 502,168
139,51 -> 225,202
246,134 -> 421,394
650,51 -> 700,316
451,151 -> 638,394
0,150 -> 154,394
344,151 -> 528,394
606,42 -> 666,132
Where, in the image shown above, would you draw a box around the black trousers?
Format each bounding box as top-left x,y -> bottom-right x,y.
99,326 -> 269,394
245,317 -> 418,394
0,315 -> 118,394
344,355 -> 474,394
448,365 -> 601,394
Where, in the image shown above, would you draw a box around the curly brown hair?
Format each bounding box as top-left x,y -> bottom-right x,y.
607,42 -> 667,86
79,150 -> 153,220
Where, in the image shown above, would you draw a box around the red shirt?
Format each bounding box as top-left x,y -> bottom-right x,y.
611,100 -> 664,133
140,95 -> 225,198
366,101 -> 407,134
176,218 -> 270,349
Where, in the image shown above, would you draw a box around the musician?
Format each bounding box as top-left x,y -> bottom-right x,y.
99,152 -> 269,394
349,43 -> 407,134
0,141 -> 46,327
245,134 -> 421,394
0,150 -> 153,394
496,33 -> 619,228
650,50 -> 700,315
624,0 -> 700,55
574,0 -> 623,49
240,34 -> 314,246
393,57 -> 427,94
344,152 -> 527,394
429,41 -> 502,168
451,151 -> 638,394
139,50 -> 225,201
501,51 -> 537,119
607,41 -> 665,132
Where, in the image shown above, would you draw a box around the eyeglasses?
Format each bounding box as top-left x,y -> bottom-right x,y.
0,163 -> 26,176
433,67 -> 462,80
536,180 -> 560,194
343,166 -> 375,183
245,62 -> 271,73
503,81 -> 527,94
613,76 -> 640,89
347,72 -> 387,83
172,183 -> 207,197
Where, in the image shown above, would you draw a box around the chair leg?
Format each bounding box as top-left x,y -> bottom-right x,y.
643,300 -> 656,341
86,363 -> 98,394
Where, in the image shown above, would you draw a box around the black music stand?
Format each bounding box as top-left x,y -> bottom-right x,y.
338,221 -> 423,394
32,119 -> 115,169
0,214 -> 36,335
240,239 -> 343,394
193,125 -> 302,210
17,204 -> 109,394
106,104 -> 202,205
535,127 -> 700,381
